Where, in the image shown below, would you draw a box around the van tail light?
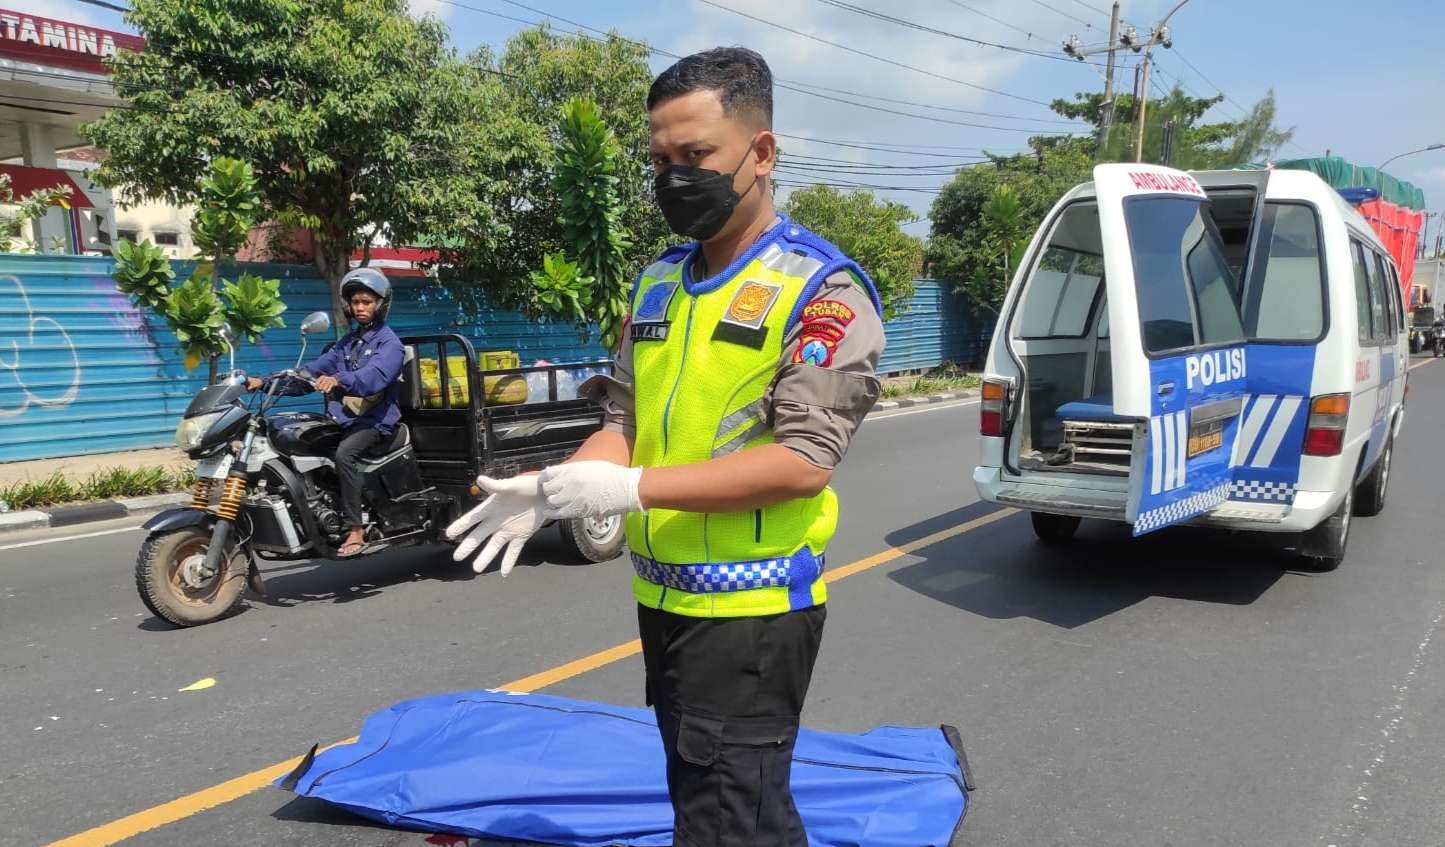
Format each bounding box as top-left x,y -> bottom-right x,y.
1302,393 -> 1349,457
981,379 -> 1011,438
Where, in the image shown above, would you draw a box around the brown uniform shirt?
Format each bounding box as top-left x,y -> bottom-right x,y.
583,268 -> 885,470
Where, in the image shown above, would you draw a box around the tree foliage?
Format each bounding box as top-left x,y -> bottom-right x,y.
782,185 -> 923,318
84,0 -> 486,323
929,85 -> 1293,306
546,97 -> 633,351
112,157 -> 286,376
926,138 -> 1095,306
435,26 -> 668,315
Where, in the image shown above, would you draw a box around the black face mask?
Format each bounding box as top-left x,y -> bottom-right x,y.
652,143 -> 758,241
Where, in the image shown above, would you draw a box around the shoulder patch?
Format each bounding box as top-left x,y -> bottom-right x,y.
801,299 -> 856,327
634,280 -> 679,322
794,335 -> 837,367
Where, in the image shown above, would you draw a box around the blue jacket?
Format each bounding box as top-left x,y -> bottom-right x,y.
302,322 -> 405,434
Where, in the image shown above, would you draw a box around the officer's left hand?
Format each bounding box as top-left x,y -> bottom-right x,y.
313,374 -> 340,394
539,461 -> 644,520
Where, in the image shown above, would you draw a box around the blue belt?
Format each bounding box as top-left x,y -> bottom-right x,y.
630,548 -> 825,610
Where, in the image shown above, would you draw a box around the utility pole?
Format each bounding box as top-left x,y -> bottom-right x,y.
1132,0 -> 1193,163
1064,3 -> 1130,159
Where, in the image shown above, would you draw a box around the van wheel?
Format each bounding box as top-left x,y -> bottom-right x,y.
1030,512 -> 1081,545
1298,486 -> 1352,572
1353,436 -> 1392,517
558,515 -> 626,563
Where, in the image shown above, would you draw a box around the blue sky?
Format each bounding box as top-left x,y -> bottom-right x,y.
35,0 -> 1445,242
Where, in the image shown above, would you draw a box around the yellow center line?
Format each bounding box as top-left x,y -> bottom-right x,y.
44,507 -> 1018,847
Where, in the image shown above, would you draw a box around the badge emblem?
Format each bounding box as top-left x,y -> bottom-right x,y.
722,281 -> 783,330
634,280 -> 678,322
794,336 -> 836,367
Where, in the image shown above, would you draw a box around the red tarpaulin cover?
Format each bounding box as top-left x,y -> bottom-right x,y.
1355,198 -> 1423,305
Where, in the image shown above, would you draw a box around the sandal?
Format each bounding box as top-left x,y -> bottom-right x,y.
337,539 -> 367,558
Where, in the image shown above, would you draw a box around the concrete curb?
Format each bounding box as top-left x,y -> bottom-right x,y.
869,389 -> 979,415
2,392 -> 975,535
0,492 -> 190,535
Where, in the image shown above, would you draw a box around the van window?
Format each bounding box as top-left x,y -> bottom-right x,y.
1242,203 -> 1325,342
1125,196 -> 1243,353
1351,241 -> 1374,342
1364,249 -> 1388,344
1375,252 -> 1400,337
1014,205 -> 1105,340
1388,263 -> 1406,331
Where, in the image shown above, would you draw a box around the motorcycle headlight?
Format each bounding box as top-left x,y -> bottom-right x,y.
175,411 -> 226,451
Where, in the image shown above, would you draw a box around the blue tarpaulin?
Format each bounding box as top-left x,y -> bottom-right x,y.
278,690 -> 973,846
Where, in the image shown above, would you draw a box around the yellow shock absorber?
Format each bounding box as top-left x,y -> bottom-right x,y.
190,478 -> 215,509
213,474 -> 248,521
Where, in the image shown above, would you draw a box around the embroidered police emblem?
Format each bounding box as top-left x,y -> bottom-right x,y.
721,281 -> 782,330
634,280 -> 678,322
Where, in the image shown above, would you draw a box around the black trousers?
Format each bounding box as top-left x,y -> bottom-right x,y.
637,603 -> 826,847
332,426 -> 383,526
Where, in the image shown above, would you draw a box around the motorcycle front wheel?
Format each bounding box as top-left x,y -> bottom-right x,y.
135,525 -> 247,627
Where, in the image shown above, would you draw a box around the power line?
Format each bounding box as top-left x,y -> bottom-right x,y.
695,0 -> 1054,107
783,152 -> 986,170
775,133 -> 1020,157
446,0 -> 1079,134
1027,0 -> 1096,29
780,78 -> 1084,125
810,0 -> 1106,66
72,0 -> 130,12
940,0 -> 1044,43
1063,0 -> 1112,18
776,82 -> 1079,134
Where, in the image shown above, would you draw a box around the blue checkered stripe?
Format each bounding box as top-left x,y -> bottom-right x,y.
631,552 -> 820,593
1134,482 -> 1231,535
1229,479 -> 1296,503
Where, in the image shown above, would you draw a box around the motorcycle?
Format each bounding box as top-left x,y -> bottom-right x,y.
1435,323 -> 1445,357
135,311 -> 621,627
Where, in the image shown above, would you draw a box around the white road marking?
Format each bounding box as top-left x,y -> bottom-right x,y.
0,525 -> 142,552
868,398 -> 980,421
1327,601 -> 1445,845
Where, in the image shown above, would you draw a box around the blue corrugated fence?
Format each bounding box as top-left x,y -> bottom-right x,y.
0,257 -> 987,462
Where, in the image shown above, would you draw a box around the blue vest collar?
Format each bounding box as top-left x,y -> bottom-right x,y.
681,214 -> 790,296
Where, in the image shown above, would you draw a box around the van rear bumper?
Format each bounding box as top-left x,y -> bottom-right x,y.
975,466 -> 1341,534
973,466 -> 1128,521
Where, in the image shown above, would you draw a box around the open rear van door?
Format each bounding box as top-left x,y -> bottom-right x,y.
1093,164 -> 1250,535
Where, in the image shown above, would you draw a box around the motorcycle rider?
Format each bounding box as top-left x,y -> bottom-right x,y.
247,267 -> 405,556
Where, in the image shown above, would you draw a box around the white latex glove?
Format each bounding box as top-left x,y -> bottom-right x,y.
445,475 -> 546,575
539,461 -> 644,520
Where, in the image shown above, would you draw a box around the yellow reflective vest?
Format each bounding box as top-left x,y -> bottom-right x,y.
626,216 -> 880,618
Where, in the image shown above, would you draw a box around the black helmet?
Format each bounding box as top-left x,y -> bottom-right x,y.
340,267 -> 393,325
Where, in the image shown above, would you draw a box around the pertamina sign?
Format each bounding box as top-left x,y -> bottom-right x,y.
0,9 -> 145,75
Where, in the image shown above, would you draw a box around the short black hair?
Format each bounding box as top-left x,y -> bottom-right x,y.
647,47 -> 773,128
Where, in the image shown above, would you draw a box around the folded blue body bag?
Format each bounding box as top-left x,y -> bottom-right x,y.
277,690 -> 974,846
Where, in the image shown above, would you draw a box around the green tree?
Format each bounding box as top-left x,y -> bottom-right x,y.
783,185 -> 923,318
545,97 -> 633,352
113,157 -> 286,380
926,138 -> 1095,306
436,26 -> 668,315
1052,87 -> 1293,167
83,0 -> 489,326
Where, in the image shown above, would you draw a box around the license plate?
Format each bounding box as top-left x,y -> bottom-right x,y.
195,454 -> 233,480
1187,423 -> 1223,458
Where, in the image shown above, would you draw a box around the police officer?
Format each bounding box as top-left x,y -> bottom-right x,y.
448,47 -> 884,846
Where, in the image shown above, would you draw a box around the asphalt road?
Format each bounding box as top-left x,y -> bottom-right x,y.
5,360 -> 1445,847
